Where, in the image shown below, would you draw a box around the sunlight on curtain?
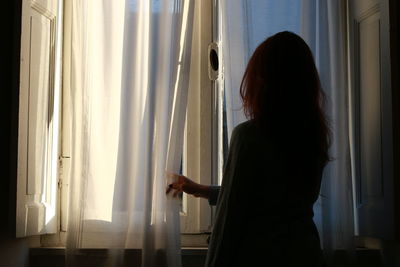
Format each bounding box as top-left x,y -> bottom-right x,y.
221,0 -> 355,263
66,0 -> 194,266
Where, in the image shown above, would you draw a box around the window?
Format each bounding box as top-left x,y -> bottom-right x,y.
16,0 -> 222,248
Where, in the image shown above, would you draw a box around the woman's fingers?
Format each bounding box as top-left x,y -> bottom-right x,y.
167,184 -> 183,197
165,171 -> 193,198
166,183 -> 178,194
165,172 -> 184,197
165,172 -> 207,200
166,184 -> 173,194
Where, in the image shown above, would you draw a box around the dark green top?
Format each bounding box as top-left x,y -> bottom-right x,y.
205,120 -> 325,267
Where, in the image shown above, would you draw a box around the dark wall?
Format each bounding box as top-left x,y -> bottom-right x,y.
1,0 -> 22,235
0,0 -> 35,266
389,0 -> 400,242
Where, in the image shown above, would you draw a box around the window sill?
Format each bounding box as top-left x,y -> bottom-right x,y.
39,232 -> 210,248
30,247 -> 208,255
30,247 -> 208,267
30,247 -> 384,267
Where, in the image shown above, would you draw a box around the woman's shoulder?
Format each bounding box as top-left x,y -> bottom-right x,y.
231,120 -> 273,154
230,120 -> 263,149
232,119 -> 255,135
232,119 -> 259,139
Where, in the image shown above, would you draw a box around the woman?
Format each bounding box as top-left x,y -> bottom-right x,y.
167,31 -> 330,267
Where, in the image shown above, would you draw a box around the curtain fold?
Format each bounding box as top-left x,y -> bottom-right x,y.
66,1 -> 194,266
300,0 -> 356,262
303,0 -> 355,264
221,0 -> 355,265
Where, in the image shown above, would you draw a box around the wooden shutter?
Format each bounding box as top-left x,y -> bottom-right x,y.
349,0 -> 395,239
16,0 -> 63,237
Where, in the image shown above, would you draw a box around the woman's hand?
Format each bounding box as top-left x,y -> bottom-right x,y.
166,172 -> 210,199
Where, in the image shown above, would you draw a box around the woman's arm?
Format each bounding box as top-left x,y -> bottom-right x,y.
166,173 -> 220,205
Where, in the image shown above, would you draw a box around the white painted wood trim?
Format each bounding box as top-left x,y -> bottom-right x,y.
16,0 -> 63,238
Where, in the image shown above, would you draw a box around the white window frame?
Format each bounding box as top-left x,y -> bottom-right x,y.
180,0 -> 227,247
180,0 -> 213,235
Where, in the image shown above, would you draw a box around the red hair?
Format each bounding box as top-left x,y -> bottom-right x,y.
240,31 -> 331,165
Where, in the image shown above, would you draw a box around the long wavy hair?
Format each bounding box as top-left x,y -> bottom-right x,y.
240,31 -> 331,167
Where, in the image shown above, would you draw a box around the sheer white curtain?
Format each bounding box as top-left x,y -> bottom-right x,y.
301,0 -> 355,259
66,0 -> 194,266
221,0 -> 355,263
221,0 -> 301,140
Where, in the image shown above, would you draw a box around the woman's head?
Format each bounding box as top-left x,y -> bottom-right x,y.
240,31 -> 331,165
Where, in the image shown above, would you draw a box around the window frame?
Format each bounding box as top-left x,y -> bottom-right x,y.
180,0 -> 226,246
179,0 -> 215,238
